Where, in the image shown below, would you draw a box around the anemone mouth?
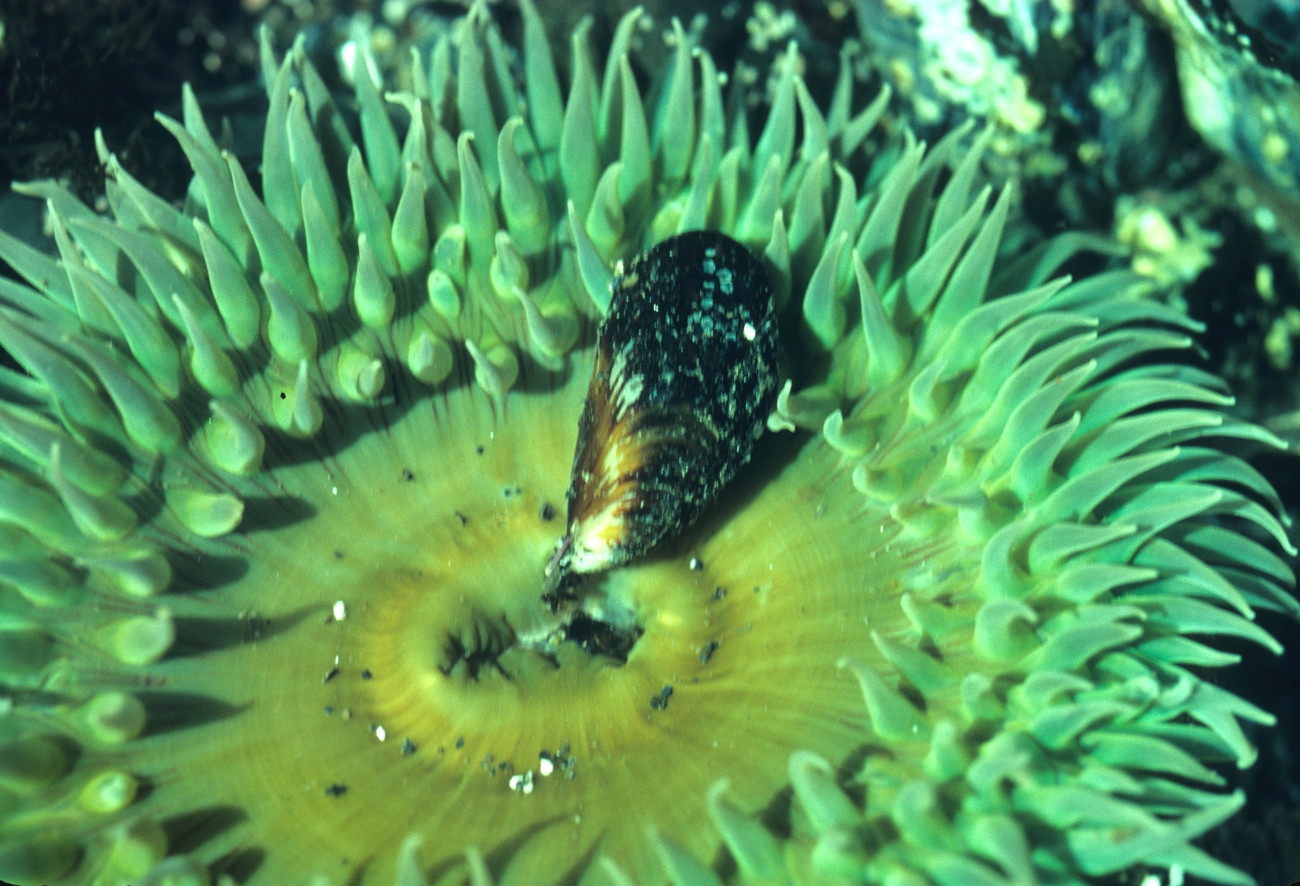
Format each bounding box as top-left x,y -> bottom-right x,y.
0,0 -> 1296,884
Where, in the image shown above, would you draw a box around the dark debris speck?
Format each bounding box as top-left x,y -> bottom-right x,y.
324,783 -> 347,797
361,669 -> 372,680
402,738 -> 416,755
649,684 -> 674,711
402,468 -> 415,481
540,502 -> 556,521
699,641 -> 719,664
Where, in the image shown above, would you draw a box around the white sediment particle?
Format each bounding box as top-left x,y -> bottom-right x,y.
509,771 -> 535,794
743,322 -> 756,341
1139,866 -> 1185,886
333,600 -> 347,621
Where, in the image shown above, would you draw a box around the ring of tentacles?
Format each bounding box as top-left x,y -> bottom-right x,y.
0,2 -> 1294,885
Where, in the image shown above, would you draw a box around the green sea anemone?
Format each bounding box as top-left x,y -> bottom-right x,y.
0,2 -> 1295,885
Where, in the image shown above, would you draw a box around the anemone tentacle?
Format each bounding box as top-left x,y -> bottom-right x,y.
0,2 -> 1294,885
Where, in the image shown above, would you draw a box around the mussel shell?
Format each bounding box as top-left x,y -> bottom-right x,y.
546,231 -> 780,594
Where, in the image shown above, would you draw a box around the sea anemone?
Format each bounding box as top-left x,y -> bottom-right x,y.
0,2 -> 1295,885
